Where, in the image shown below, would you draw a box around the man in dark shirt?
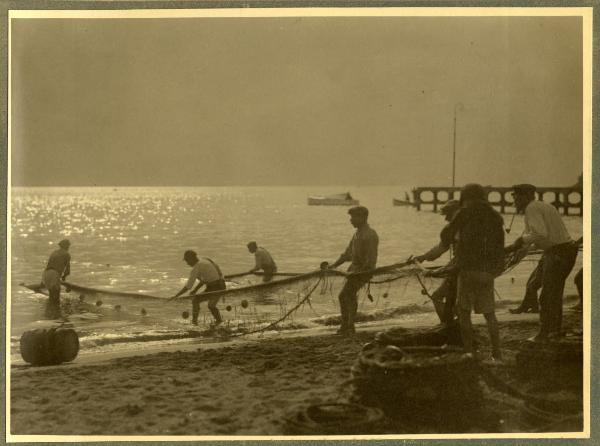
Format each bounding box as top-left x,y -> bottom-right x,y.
326,206 -> 379,336
412,199 -> 461,325
42,239 -> 71,319
440,184 -> 505,361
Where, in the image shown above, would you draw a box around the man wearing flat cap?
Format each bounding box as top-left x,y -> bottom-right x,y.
42,239 -> 71,318
506,184 -> 578,341
412,199 -> 461,325
326,206 -> 379,336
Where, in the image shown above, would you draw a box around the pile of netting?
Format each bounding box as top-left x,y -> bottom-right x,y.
57,247 -> 542,336
350,339 -> 484,431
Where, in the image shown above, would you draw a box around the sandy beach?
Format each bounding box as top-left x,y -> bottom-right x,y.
9,301 -> 584,437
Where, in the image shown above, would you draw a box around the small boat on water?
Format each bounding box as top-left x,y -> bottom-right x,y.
392,198 -> 416,207
393,192 -> 416,207
308,192 -> 359,206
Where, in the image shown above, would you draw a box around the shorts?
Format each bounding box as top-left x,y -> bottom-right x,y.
42,269 -> 61,292
457,270 -> 495,314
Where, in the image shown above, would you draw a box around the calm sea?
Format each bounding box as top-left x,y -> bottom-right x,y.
9,186 -> 583,360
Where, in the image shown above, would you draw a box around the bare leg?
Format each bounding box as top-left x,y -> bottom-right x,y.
337,292 -> 348,332
207,300 -> 222,324
192,296 -> 200,324
484,312 -> 501,359
458,309 -> 474,355
45,288 -> 61,319
347,292 -> 358,333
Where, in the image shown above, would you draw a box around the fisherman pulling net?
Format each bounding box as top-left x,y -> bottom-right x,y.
23,184 -> 581,348
24,245 -> 542,339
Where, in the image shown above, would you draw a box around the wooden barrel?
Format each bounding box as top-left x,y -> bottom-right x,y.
20,327 -> 79,366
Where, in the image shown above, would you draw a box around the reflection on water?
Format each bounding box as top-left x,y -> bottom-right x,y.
10,186 -> 583,356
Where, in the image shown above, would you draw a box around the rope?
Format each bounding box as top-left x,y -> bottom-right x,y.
227,275 -> 324,338
38,247 -> 542,303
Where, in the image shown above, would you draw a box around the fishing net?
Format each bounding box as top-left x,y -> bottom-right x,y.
26,246 -> 557,337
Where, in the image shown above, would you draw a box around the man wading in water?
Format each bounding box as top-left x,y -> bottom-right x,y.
42,239 -> 71,319
325,206 -> 379,336
246,241 -> 277,282
172,250 -> 225,326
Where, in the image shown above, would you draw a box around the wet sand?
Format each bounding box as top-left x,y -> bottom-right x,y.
9,305 -> 584,437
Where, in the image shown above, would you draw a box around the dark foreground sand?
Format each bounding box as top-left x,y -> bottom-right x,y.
10,307 -> 584,437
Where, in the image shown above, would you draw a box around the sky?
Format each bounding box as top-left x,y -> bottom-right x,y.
10,14 -> 584,187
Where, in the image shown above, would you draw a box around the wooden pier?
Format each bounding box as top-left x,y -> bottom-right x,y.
411,186 -> 582,216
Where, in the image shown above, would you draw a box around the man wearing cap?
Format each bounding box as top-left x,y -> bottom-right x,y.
440,184 -> 505,361
506,184 -> 578,340
247,242 -> 277,282
172,250 -> 226,325
326,206 -> 379,336
42,239 -> 71,318
412,199 -> 461,325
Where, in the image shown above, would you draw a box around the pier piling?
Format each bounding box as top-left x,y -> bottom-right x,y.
411,186 -> 582,216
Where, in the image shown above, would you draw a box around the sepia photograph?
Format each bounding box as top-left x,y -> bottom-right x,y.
6,6 -> 592,441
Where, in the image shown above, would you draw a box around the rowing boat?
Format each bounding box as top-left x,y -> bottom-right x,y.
308,193 -> 359,206
392,198 -> 416,207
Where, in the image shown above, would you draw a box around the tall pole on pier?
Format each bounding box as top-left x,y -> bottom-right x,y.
452,102 -> 463,187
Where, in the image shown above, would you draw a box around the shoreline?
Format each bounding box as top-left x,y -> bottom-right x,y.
10,296 -> 563,369
11,309 -> 445,369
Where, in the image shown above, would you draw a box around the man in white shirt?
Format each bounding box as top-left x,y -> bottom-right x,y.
247,241 -> 277,282
172,250 -> 225,325
506,184 -> 579,340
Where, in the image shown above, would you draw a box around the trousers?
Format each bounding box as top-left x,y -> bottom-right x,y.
538,242 -> 579,335
338,276 -> 369,331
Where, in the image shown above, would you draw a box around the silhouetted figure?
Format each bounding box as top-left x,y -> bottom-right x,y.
42,239 -> 71,319
440,184 -> 505,361
506,184 -> 578,341
247,241 -> 277,282
412,199 -> 461,325
172,250 -> 225,325
325,206 -> 379,336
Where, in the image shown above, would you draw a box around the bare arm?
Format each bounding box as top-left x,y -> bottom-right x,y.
62,253 -> 71,281
191,281 -> 205,295
415,241 -> 450,263
173,285 -> 189,299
